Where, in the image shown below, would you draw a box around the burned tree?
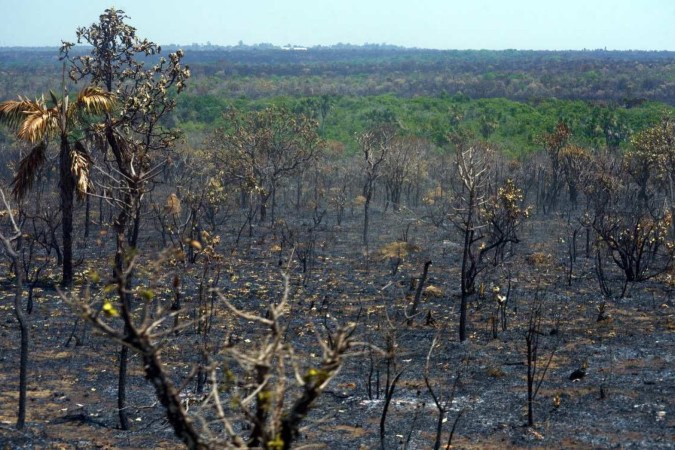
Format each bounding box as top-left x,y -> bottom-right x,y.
453,144 -> 491,342
381,135 -> 428,212
558,144 -> 593,207
213,106 -> 323,224
0,190 -> 29,430
537,122 -> 571,213
589,155 -> 675,297
0,84 -> 114,286
61,7 -> 190,429
358,124 -> 397,247
481,178 -> 531,266
627,117 -> 675,234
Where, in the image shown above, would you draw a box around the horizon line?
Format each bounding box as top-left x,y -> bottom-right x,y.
1,43 -> 674,53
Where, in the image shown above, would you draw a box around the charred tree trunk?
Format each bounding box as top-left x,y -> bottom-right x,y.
59,138 -> 74,287
459,204 -> 474,342
363,199 -> 371,247
114,209 -> 131,431
407,261 -> 432,326
259,192 -> 269,223
84,188 -> 91,239
8,240 -> 28,430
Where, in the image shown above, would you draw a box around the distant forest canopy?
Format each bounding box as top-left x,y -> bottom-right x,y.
1,46 -> 674,103
1,46 -> 674,156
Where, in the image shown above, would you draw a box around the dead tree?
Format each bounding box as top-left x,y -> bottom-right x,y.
358,124 -> 397,247
406,260 -> 432,326
212,106 -> 323,224
590,165 -> 675,297
454,145 -> 491,342
525,296 -> 558,427
0,190 -> 29,430
62,9 -> 190,429
67,259 -> 378,448
424,336 -> 463,450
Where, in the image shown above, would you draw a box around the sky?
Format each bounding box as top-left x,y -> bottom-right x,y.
0,0 -> 674,50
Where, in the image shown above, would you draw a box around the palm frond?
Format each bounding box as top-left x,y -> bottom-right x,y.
17,106 -> 59,143
74,86 -> 115,116
0,97 -> 45,131
72,141 -> 92,199
48,90 -> 60,108
11,141 -> 47,199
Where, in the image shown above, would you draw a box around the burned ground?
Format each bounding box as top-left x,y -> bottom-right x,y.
1,207 -> 673,449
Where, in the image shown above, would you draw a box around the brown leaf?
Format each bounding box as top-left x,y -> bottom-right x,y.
71,141 -> 92,199
165,193 -> 181,215
12,141 -> 47,199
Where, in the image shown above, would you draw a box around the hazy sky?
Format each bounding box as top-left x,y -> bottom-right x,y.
0,0 -> 673,50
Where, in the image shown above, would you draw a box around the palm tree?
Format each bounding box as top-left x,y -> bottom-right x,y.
0,86 -> 114,286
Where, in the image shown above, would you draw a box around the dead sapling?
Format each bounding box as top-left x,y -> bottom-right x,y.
379,367 -> 404,450
406,260 -> 432,326
488,283 -> 509,339
19,215 -> 53,315
567,215 -> 582,286
525,296 -> 559,427
193,234 -> 222,395
595,247 -> 614,299
0,189 -> 29,430
371,303 -> 407,449
365,290 -> 403,401
403,394 -> 423,450
423,336 -> 464,450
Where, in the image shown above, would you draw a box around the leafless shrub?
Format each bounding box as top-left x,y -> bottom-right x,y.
423,336 -> 463,450
0,190 -> 29,430
525,294 -> 559,427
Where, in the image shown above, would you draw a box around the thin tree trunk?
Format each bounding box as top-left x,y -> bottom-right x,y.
363,200 -> 370,246
118,340 -> 130,430
296,176 -> 302,210
59,139 -> 74,287
0,193 -> 29,430
459,219 -> 473,342
11,248 -> 28,429
527,337 -> 534,426
141,346 -> 209,448
84,189 -> 91,239
407,261 -> 432,326
114,207 -> 132,430
99,194 -> 104,230
259,192 -> 268,223
669,172 -> 675,238
271,185 -> 277,224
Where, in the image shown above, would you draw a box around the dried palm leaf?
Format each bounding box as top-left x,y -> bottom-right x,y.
0,97 -> 46,133
71,141 -> 93,199
11,141 -> 47,199
17,106 -> 59,143
74,86 -> 115,116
